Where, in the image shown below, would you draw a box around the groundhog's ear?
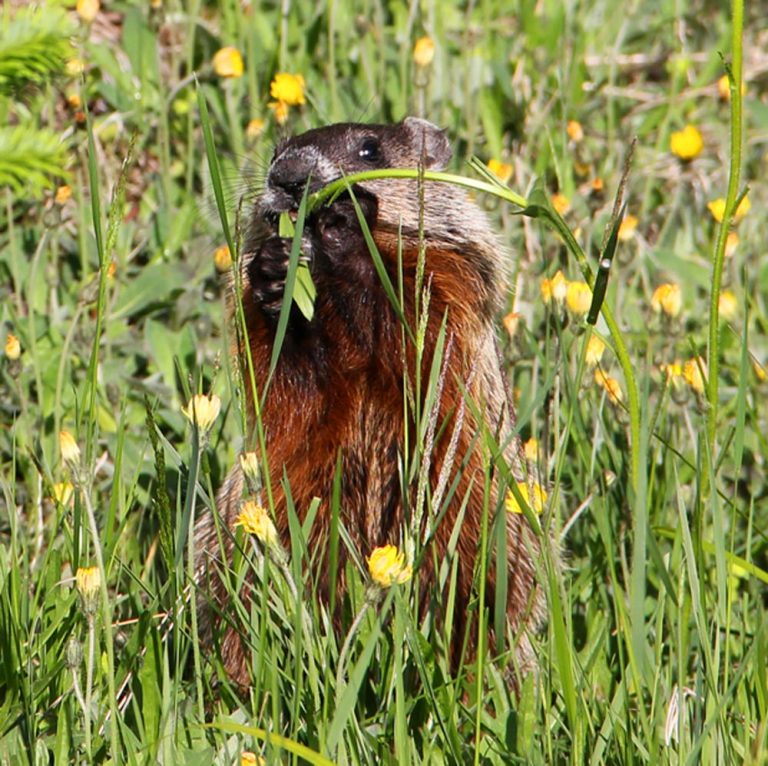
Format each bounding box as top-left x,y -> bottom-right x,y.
402,116 -> 452,170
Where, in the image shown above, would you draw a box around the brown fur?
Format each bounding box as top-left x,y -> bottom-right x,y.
195,117 -> 546,688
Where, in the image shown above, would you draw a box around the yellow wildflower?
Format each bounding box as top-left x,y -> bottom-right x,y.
618,214 -> 638,241
487,159 -> 513,184
55,185 -> 73,205
718,290 -> 738,321
75,566 -> 101,615
591,177 -> 604,193
412,36 -> 436,67
59,430 -> 81,467
660,361 -> 685,388
181,393 -> 221,434
270,73 -> 306,106
213,245 -> 232,273
682,358 -> 706,394
235,500 -> 278,546
585,335 -> 606,367
212,47 -> 244,78
650,283 -> 682,318
239,451 -> 260,484
717,75 -> 745,100
725,232 -> 739,258
52,482 -> 75,508
367,545 -> 412,587
669,125 -> 703,160
523,438 -> 540,463
594,370 -> 623,404
566,281 -> 592,317
752,358 -> 767,383
707,195 -> 750,224
66,93 -> 82,109
246,118 -> 266,140
76,0 -> 99,22
541,269 -> 567,306
4,333 -> 20,360
502,311 -> 521,339
240,753 -> 265,766
505,481 -> 547,514
551,193 -> 570,215
566,120 -> 584,142
268,100 -> 290,124
66,58 -> 86,76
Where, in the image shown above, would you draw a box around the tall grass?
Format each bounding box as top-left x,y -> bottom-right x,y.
1,0 -> 766,764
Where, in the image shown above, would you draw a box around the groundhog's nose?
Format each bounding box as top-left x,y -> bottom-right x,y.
268,149 -> 319,201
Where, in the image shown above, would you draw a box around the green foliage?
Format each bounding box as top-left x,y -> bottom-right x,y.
1,0 -> 767,764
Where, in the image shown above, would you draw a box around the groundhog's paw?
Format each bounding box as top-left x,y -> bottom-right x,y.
249,236 -> 290,317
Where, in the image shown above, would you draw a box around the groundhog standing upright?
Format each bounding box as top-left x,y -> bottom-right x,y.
196,117 -> 546,687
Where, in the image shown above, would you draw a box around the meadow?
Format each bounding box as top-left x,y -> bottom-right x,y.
1,0 -> 766,763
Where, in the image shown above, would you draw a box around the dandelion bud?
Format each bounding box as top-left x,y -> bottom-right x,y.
213,245 -> 232,273
412,36 -> 436,67
239,452 -> 260,486
4,333 -> 20,360
565,281 -> 592,318
212,47 -> 244,78
59,430 -> 81,469
585,335 -> 606,367
650,283 -> 682,318
76,565 -> 101,615
682,358 -> 706,394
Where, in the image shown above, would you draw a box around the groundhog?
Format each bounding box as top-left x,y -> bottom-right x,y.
195,117 -> 546,688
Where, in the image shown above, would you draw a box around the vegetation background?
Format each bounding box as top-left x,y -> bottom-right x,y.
1,0 -> 766,763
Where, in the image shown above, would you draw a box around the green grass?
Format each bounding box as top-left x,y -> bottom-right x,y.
1,0 -> 767,764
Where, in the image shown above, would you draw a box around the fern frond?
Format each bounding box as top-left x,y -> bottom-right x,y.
0,6 -> 74,94
0,126 -> 69,195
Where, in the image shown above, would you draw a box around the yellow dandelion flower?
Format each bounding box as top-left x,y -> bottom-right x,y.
566,281 -> 592,317
594,370 -> 623,404
682,358 -> 706,394
585,335 -> 606,367
66,92 -> 82,109
66,58 -> 86,76
717,75 -> 745,101
240,753 -> 265,766
502,311 -> 521,339
4,333 -> 20,360
670,124 -> 703,160
523,438 -> 540,463
725,231 -> 739,257
707,195 -> 750,224
76,0 -> 99,22
752,358 -> 767,383
52,481 -> 74,507
59,430 -> 81,467
213,245 -> 232,273
212,47 -> 244,78
618,214 -> 638,241
541,269 -> 567,306
181,393 -> 221,434
718,290 -> 738,321
505,481 -> 547,514
55,185 -> 72,205
367,545 -> 412,587
268,100 -> 290,124
650,283 -> 682,318
551,193 -> 570,215
412,36 -> 436,67
269,73 -> 306,106
246,118 -> 266,140
487,159 -> 513,184
566,120 -> 584,142
235,500 -> 278,546
660,361 -> 685,388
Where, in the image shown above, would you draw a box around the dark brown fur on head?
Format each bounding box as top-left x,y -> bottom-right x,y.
195,117 -> 545,689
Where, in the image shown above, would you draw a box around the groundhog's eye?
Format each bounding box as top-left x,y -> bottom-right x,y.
358,138 -> 381,163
